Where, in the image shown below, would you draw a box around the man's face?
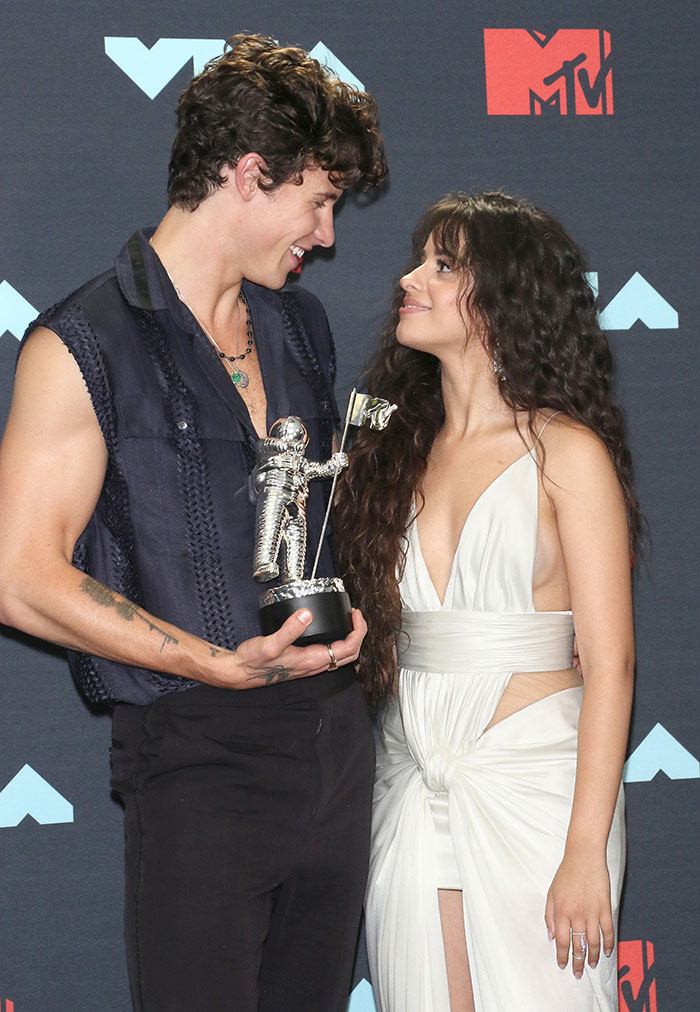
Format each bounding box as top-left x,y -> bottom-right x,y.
246,166 -> 343,289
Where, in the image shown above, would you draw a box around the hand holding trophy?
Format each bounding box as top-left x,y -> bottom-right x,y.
252,389 -> 397,645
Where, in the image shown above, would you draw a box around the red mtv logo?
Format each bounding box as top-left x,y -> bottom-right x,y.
484,29 -> 613,115
618,940 -> 657,1012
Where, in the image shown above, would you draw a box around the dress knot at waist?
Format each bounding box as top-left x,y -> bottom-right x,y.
422,743 -> 458,792
398,610 -> 574,675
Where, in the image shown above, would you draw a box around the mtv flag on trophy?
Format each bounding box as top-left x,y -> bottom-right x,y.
310,389 -> 396,577
347,390 -> 397,431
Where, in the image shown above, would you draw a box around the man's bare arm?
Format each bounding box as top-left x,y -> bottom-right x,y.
0,328 -> 365,688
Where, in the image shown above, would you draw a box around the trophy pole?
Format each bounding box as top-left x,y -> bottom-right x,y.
310,387 -> 357,580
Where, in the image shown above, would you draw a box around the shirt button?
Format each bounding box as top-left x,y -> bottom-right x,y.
176,420 -> 188,431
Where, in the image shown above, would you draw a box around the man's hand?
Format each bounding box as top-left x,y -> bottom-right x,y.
206,607 -> 367,689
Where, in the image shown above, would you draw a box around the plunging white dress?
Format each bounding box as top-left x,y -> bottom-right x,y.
365,446 -> 625,1012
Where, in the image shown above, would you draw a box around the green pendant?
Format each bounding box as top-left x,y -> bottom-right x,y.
230,368 -> 249,388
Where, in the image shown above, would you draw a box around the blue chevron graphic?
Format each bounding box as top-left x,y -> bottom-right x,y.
105,38 -> 225,99
586,272 -> 678,330
0,765 -> 74,827
105,38 -> 364,99
347,978 -> 377,1012
308,42 -> 364,90
0,281 -> 37,340
623,724 -> 700,782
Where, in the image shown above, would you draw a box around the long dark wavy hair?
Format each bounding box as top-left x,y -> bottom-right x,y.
335,191 -> 640,708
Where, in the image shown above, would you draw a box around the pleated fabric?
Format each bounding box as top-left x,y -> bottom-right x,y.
365,450 -> 626,1012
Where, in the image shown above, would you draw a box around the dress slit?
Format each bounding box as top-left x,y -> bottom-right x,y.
438,886 -> 476,1012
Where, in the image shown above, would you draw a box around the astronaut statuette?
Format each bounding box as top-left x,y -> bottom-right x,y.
250,396 -> 396,644
251,416 -> 347,584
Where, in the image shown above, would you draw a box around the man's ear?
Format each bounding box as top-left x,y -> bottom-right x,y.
230,153 -> 271,201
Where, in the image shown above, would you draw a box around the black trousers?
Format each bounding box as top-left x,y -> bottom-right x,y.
110,669 -> 375,1012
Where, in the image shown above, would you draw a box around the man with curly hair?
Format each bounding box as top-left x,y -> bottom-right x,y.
0,34 -> 387,1012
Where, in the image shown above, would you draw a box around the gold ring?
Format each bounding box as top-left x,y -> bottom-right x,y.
326,644 -> 338,671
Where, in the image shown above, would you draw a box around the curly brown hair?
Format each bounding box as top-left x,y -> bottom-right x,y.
168,33 -> 387,210
335,191 -> 640,708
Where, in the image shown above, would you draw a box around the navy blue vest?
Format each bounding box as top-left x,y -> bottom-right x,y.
29,230 -> 340,705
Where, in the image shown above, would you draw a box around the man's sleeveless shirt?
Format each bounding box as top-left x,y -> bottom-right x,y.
25,229 -> 340,705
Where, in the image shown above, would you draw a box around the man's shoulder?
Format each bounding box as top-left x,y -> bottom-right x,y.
37,266 -> 127,335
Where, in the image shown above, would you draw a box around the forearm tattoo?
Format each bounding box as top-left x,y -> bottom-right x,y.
247,666 -> 294,686
79,576 -> 178,652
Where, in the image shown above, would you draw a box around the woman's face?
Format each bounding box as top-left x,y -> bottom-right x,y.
396,234 -> 473,355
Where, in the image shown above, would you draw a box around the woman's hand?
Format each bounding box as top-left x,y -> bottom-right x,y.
544,844 -> 615,978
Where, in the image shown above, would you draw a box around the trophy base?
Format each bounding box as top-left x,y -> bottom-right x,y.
259,577 -> 353,646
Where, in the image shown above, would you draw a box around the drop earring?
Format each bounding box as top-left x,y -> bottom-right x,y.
492,345 -> 505,380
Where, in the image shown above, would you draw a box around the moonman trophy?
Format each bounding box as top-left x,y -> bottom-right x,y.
252,390 -> 397,645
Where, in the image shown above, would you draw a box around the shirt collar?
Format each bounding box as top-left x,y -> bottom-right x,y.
115,227 -> 292,431
115,228 -> 272,338
115,227 -> 198,332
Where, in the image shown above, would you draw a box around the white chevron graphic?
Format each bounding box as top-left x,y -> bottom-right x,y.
0,281 -> 37,340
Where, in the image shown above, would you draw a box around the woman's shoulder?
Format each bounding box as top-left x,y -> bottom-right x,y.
534,411 -> 620,492
535,410 -> 607,452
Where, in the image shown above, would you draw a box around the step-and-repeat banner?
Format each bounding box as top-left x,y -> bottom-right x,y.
1,3 -> 697,1010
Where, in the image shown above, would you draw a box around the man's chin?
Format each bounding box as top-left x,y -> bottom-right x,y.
243,271 -> 289,292
277,266 -> 302,288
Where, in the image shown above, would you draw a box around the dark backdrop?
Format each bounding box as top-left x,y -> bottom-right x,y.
1,3 -> 697,1010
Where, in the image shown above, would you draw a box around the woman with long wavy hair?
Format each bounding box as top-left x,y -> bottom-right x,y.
335,191 -> 637,1012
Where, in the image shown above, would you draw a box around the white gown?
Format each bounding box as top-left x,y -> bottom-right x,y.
365,448 -> 626,1012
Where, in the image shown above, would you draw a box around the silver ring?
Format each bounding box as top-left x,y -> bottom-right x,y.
326,644 -> 338,671
570,929 -> 587,960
